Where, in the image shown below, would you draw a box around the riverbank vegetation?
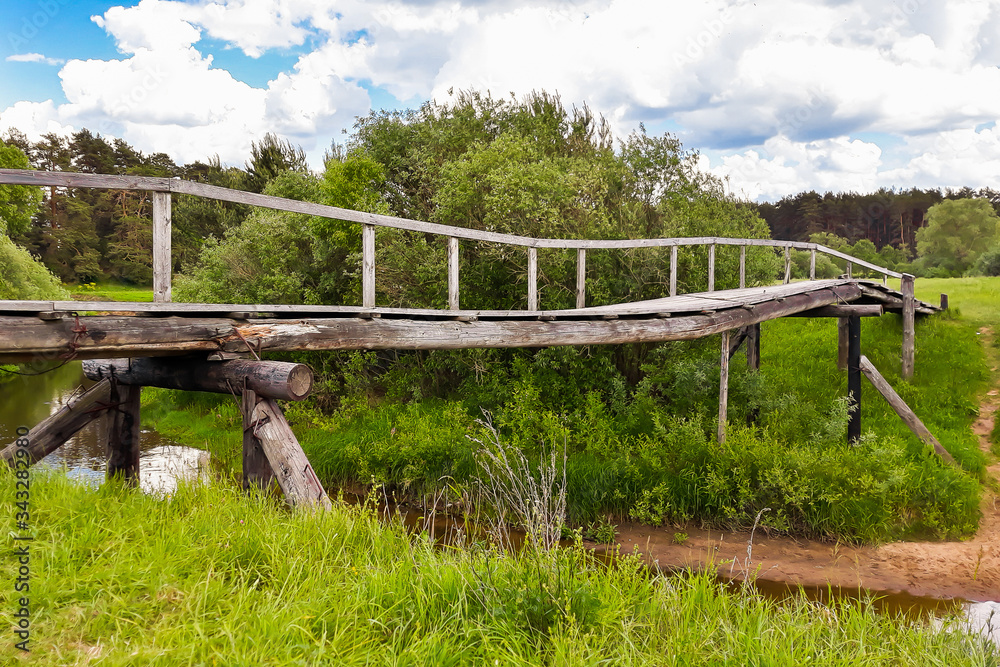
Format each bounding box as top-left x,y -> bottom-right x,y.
3,468 -> 995,665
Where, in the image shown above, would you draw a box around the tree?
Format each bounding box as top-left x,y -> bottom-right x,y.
916,198 -> 1000,276
244,133 -> 308,194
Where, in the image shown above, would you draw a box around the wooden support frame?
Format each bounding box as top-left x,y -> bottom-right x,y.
718,329 -> 730,443
448,237 -> 460,311
901,273 -> 915,379
669,246 -> 678,297
152,191 -> 171,303
362,223 -> 375,308
746,323 -> 760,372
809,249 -> 816,280
708,244 -> 716,292
847,315 -> 861,444
739,246 -> 746,289
576,248 -> 586,309
837,317 -> 850,371
242,388 -> 277,492
859,355 -> 956,465
527,247 -> 538,311
783,247 -> 791,284
106,379 -> 141,484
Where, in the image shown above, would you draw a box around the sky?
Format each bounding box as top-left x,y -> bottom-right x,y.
2,0 -> 1000,202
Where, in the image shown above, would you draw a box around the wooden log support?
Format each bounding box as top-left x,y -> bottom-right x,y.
1,378 -> 113,466
106,379 -> 141,485
783,247 -> 791,284
250,397 -> 332,510
670,246 -> 678,297
727,326 -> 749,360
837,317 -> 849,371
527,247 -> 538,311
809,249 -> 816,280
940,293 -> 949,310
152,191 -> 171,303
362,223 -> 375,308
847,315 -> 861,444
789,305 -> 883,318
739,245 -> 746,289
241,388 -> 276,492
83,358 -> 313,402
708,244 -> 716,292
448,236 -> 460,311
859,355 -> 956,465
746,323 -> 760,372
901,273 -> 915,380
576,248 -> 586,309
718,330 -> 730,443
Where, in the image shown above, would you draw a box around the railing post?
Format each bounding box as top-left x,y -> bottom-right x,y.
902,273 -> 915,379
576,248 -> 586,309
848,315 -> 861,444
152,191 -> 171,303
846,261 -> 852,279
783,246 -> 791,284
527,247 -> 538,311
708,244 -> 716,292
739,245 -> 746,289
669,246 -> 678,297
448,236 -> 460,311
809,249 -> 816,280
718,329 -> 730,443
362,223 -> 375,308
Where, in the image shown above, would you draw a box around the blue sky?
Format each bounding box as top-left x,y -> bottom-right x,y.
3,0 -> 1000,201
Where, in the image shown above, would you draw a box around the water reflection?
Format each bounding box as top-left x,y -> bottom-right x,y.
0,361 -> 208,494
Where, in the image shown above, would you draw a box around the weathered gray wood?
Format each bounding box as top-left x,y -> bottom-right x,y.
940,293 -> 948,310
362,224 -> 375,308
83,358 -> 313,401
106,380 -> 141,485
783,247 -> 791,284
746,323 -> 760,371
810,249 -> 816,280
859,356 -> 956,464
788,305 -> 883,318
670,246 -> 678,297
250,398 -> 332,510
241,388 -> 276,492
727,326 -> 749,360
448,236 -> 460,311
708,244 -> 716,292
576,248 -> 586,309
739,246 -> 746,289
837,317 -> 849,371
1,379 -> 113,465
718,330 -> 730,444
0,285 -> 867,361
846,261 -> 853,279
901,273 -> 915,379
527,247 -> 538,311
152,191 -> 171,303
848,315 -> 861,444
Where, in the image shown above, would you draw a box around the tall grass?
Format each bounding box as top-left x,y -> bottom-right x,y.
3,468 -> 995,665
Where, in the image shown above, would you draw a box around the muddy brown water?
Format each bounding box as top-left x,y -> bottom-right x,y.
2,362 -> 997,644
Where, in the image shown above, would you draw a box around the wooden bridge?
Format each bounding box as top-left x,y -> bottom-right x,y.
0,169 -> 947,508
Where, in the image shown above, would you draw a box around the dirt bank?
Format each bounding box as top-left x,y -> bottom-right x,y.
602,327 -> 1000,603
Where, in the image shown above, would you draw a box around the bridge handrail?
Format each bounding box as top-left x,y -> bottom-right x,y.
0,168 -> 904,307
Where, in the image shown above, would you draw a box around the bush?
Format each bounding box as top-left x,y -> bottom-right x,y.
0,235 -> 68,300
972,245 -> 1000,276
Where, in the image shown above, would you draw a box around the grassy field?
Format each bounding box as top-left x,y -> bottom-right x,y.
3,468 -> 995,666
69,282 -> 154,302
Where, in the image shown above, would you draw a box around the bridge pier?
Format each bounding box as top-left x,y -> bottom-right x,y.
847,315 -> 862,444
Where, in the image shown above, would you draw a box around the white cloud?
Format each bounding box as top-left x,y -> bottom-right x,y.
6,53 -> 65,66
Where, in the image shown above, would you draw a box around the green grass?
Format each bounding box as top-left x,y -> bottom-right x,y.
69,281 -> 154,302
916,277 -> 1000,327
3,468 -> 995,666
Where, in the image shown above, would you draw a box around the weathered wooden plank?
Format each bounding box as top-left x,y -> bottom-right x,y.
527,247 -> 538,311
859,355 -> 956,464
746,323 -> 760,371
669,246 -> 678,297
448,236 -> 460,311
83,358 -> 313,401
1,379 -> 112,466
847,315 -> 861,444
106,380 -> 141,485
362,224 -> 375,308
718,330 -> 730,444
708,244 -> 716,292
788,305 -> 883,318
810,249 -> 816,280
241,388 -> 276,492
783,247 -> 791,284
901,273 -> 915,379
819,245 -> 901,278
0,285 -> 863,362
576,248 -> 586,309
152,191 -> 171,303
739,246 -> 746,289
250,398 -> 332,510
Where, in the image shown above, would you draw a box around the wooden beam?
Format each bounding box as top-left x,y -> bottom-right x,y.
527,247 -> 538,311
837,317 -> 849,371
152,191 -> 171,303
362,224 -> 375,308
1,379 -> 113,466
940,293 -> 949,310
783,247 -> 791,284
727,326 -> 749,360
708,244 -> 716,292
83,358 -> 313,401
0,284 -> 865,361
809,249 -> 816,280
859,355 -> 956,465
739,245 -> 746,289
250,398 -> 332,510
106,380 -> 141,485
847,315 -> 861,444
901,273 -> 915,379
669,246 -> 678,297
448,237 -> 460,311
576,248 -> 586,309
788,305 -> 883,318
718,330 -> 730,443
241,388 -> 276,493
746,323 -> 760,371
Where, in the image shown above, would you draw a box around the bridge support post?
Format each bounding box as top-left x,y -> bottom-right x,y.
847,315 -> 861,444
106,379 -> 141,485
241,387 -> 276,493
901,273 -> 915,379
837,317 -> 849,371
718,330 -> 730,443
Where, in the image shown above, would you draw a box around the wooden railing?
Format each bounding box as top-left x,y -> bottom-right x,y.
0,168 -> 906,310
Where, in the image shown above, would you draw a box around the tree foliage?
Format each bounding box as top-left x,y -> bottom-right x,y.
916,198 -> 1000,276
